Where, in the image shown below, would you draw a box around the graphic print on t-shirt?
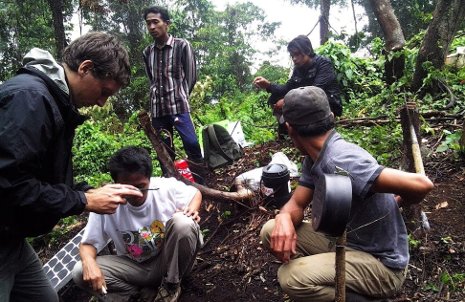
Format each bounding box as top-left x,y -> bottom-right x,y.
121,220 -> 165,262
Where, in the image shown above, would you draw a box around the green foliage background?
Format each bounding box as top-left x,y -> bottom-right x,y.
0,0 -> 464,185
73,105 -> 160,186
72,32 -> 465,187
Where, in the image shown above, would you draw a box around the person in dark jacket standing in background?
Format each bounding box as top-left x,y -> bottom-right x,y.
142,6 -> 206,178
253,35 -> 342,137
0,32 -> 143,302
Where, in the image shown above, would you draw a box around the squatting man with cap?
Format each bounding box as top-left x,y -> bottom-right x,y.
72,146 -> 203,302
0,32 -> 142,302
253,35 -> 342,137
259,86 -> 434,301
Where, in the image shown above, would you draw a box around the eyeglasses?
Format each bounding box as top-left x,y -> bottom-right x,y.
138,188 -> 159,192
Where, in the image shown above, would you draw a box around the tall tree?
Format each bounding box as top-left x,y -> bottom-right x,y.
47,0 -> 67,57
361,0 -> 435,41
368,0 -> 405,52
170,0 -> 216,69
0,0 -> 56,81
411,0 -> 465,91
78,0 -> 151,67
368,0 -> 406,83
121,1 -> 146,67
289,0 -> 338,45
178,1 -> 279,98
319,0 -> 331,45
175,0 -> 214,40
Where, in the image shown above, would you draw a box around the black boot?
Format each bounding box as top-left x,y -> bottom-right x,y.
186,158 -> 210,184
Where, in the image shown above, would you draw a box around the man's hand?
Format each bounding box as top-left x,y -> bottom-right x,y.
179,206 -> 201,223
270,213 -> 297,263
253,76 -> 271,90
273,98 -> 285,112
82,257 -> 106,293
394,195 -> 403,206
179,190 -> 202,223
84,184 -> 143,214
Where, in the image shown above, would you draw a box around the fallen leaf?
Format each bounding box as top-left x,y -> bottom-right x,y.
435,201 -> 448,209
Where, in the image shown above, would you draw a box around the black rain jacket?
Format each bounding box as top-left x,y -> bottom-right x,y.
0,67 -> 87,241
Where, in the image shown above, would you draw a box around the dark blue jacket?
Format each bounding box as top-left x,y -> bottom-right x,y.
267,55 -> 342,116
0,67 -> 87,241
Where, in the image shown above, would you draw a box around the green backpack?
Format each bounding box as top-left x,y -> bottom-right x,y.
202,124 -> 244,169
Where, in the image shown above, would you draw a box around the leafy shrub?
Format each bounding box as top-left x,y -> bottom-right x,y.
73,103 -> 160,187
436,129 -> 465,157
338,124 -> 403,165
194,89 -> 277,144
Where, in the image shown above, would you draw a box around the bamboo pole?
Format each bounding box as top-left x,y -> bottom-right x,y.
400,102 -> 430,235
407,107 -> 431,233
409,122 -> 426,175
405,102 -> 425,175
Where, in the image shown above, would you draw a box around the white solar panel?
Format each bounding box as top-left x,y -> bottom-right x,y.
43,229 -> 84,291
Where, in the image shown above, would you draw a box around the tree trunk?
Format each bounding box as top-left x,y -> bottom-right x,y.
411,0 -> 465,91
47,0 -> 67,58
368,0 -> 406,84
319,0 -> 330,45
368,0 -> 405,51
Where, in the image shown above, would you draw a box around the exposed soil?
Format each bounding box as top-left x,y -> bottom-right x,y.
38,133 -> 465,302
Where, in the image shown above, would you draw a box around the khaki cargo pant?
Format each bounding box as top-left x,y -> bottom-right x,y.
260,219 -> 406,302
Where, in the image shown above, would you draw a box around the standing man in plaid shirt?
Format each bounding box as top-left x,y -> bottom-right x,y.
142,6 -> 205,177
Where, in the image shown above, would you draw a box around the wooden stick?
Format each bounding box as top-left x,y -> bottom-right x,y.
336,112 -> 463,128
335,231 -> 347,302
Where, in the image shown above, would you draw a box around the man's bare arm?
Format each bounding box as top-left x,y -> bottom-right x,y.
270,185 -> 313,263
371,168 -> 434,206
79,243 -> 106,293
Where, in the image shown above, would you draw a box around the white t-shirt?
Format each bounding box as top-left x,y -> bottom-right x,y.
81,177 -> 198,262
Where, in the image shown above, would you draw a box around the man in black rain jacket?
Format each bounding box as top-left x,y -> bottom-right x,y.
0,32 -> 143,302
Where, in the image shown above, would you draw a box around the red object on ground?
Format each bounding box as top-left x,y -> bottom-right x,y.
174,159 -> 195,182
